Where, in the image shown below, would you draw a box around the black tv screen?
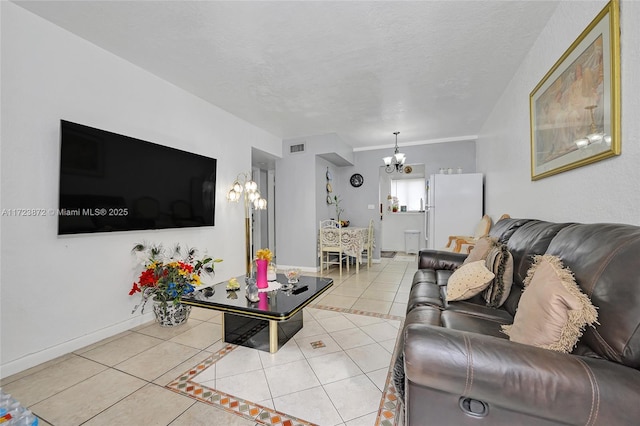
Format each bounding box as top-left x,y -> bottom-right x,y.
58,120 -> 216,235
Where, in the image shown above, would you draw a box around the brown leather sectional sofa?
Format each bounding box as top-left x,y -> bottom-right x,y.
394,218 -> 640,425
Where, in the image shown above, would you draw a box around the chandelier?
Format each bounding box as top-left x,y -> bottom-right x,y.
383,131 -> 406,174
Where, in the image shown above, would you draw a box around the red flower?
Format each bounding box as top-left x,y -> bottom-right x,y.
178,262 -> 194,273
129,282 -> 141,295
138,269 -> 157,287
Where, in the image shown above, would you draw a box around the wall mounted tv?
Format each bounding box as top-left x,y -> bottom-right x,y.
58,120 -> 216,235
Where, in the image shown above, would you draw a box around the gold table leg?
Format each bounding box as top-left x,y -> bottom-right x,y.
269,320 -> 278,353
221,314 -> 225,342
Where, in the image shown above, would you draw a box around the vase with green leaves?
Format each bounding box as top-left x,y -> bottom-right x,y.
332,195 -> 349,227
333,195 -> 344,223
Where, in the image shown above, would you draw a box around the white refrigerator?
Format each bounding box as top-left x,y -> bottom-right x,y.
425,173 -> 484,250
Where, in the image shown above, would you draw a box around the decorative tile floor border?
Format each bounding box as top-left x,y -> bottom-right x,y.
313,305 -> 404,322
166,306 -> 404,426
166,343 -> 315,426
376,371 -> 402,426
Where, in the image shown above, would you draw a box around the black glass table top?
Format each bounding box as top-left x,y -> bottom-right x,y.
181,274 -> 333,320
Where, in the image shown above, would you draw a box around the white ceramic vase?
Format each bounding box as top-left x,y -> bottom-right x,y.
152,301 -> 191,327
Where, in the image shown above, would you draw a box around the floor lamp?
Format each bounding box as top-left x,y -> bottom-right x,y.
227,172 -> 267,276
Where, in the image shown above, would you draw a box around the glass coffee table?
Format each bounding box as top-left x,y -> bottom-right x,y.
181,274 -> 333,353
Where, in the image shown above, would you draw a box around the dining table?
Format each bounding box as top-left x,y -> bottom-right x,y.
320,226 -> 372,273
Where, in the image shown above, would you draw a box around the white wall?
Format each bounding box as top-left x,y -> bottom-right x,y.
275,133 -> 353,270
0,3 -> 281,377
381,214 -> 424,252
478,0 -> 640,224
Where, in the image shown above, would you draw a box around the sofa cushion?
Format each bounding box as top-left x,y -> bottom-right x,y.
412,269 -> 437,287
446,261 -> 494,301
407,282 -> 445,312
489,217 -> 533,244
502,255 -> 598,353
483,244 -> 514,308
505,221 -> 573,289
446,301 -> 514,323
441,311 -> 511,339
417,250 -> 466,270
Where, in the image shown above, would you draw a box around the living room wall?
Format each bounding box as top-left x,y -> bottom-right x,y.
478,0 -> 640,225
0,3 -> 281,377
275,133 -> 354,270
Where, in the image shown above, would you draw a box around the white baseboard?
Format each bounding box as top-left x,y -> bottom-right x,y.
276,264 -> 318,273
277,260 -> 380,273
1,313 -> 154,378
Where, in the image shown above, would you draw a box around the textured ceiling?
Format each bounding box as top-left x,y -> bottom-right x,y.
14,1 -> 560,149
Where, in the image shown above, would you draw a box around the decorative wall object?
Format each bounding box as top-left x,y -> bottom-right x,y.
350,173 -> 364,187
326,167 -> 333,204
530,0 -> 620,180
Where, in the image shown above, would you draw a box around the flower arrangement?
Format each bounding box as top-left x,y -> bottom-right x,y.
129,242 -> 222,314
256,248 -> 273,263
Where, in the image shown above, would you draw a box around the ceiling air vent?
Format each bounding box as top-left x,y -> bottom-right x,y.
289,143 -> 305,154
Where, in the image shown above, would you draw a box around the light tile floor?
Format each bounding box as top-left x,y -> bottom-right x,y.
1,255 -> 417,425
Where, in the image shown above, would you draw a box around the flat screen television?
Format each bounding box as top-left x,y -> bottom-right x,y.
58,120 -> 216,235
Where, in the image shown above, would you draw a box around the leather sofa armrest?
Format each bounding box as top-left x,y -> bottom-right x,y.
418,249 -> 466,270
404,324 -> 640,425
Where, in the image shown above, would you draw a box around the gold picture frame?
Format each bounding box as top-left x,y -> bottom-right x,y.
530,0 -> 620,180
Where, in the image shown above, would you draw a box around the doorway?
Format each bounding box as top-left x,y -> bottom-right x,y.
378,163 -> 426,253
251,148 -> 277,258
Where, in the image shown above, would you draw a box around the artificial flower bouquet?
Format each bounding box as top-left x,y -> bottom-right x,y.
255,248 -> 273,263
129,242 -> 222,314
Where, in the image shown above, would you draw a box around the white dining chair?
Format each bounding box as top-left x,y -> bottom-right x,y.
361,219 -> 374,268
319,219 -> 349,276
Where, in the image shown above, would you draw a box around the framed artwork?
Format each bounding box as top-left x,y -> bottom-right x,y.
530,0 -> 620,180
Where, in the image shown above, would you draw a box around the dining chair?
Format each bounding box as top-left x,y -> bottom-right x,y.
445,214 -> 492,253
457,213 -> 511,253
360,219 -> 374,268
319,219 -> 349,276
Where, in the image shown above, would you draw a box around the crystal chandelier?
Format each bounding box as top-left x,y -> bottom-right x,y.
383,131 -> 406,174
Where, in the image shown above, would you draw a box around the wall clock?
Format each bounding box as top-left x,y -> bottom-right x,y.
350,173 -> 364,188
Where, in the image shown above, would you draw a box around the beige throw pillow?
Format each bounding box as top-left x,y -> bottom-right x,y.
447,260 -> 495,301
502,255 -> 598,353
463,237 -> 498,264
